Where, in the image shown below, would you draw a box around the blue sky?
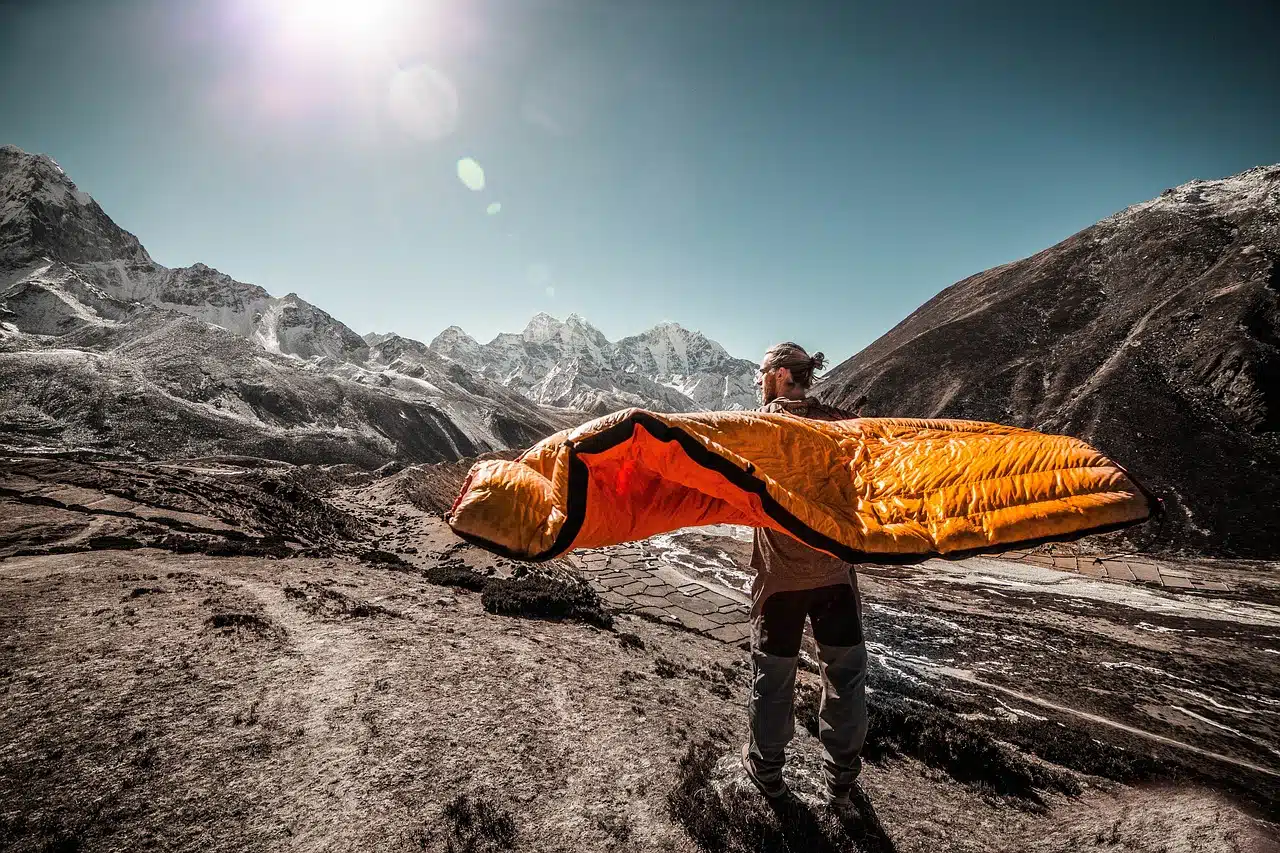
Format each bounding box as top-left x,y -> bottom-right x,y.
2,0 -> 1277,364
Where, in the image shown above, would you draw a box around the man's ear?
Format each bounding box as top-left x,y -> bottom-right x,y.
776,366 -> 793,387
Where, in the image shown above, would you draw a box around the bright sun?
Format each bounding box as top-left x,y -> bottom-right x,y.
267,0 -> 407,48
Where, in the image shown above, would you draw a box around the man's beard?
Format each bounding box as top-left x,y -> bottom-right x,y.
761,372 -> 778,404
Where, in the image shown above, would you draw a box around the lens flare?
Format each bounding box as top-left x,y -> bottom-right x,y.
457,158 -> 485,192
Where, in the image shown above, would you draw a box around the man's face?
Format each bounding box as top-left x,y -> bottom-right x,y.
755,361 -> 779,403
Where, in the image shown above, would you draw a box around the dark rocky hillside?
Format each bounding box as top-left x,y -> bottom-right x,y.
818,166 -> 1280,557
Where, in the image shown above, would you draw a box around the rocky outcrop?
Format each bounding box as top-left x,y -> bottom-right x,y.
817,165 -> 1280,557
0,145 -> 151,267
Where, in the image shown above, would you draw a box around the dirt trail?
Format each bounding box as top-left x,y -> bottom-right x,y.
224,575 -> 376,850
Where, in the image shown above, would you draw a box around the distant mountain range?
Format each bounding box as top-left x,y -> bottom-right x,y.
6,142 -> 1279,556
0,145 -> 755,466
421,314 -> 757,414
817,164 -> 1280,557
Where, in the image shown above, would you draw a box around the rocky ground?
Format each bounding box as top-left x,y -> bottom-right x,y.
1,453 -> 1278,852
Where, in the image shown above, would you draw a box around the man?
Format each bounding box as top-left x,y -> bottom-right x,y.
742,341 -> 867,809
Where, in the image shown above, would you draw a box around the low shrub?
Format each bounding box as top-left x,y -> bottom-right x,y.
85,535 -> 145,551
440,793 -> 517,853
480,573 -> 613,629
654,657 -> 681,678
206,612 -> 280,638
179,535 -> 292,558
863,663 -> 1164,795
617,632 -> 646,650
863,694 -> 1079,802
361,548 -> 411,568
424,562 -> 612,628
425,562 -> 490,592
985,715 -> 1163,784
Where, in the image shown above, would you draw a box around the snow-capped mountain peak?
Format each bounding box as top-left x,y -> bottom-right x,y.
521,311 -> 564,342
427,312 -> 758,413
1103,164 -> 1280,229
1,145 -> 151,268
429,324 -> 483,364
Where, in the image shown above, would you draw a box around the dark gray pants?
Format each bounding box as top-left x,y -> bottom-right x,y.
747,580 -> 867,789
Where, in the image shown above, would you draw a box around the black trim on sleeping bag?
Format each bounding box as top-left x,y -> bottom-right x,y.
450,409 -> 1161,563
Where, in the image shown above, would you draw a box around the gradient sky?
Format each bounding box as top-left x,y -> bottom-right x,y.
2,0 -> 1277,364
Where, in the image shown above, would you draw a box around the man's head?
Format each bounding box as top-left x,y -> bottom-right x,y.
755,342 -> 826,403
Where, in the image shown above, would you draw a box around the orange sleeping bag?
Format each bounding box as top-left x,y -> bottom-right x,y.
447,408 -> 1156,563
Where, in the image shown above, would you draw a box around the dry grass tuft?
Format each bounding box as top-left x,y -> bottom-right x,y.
439,793 -> 517,853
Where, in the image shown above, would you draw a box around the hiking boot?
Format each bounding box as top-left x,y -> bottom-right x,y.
827,784 -> 893,852
826,781 -> 854,809
740,744 -> 787,799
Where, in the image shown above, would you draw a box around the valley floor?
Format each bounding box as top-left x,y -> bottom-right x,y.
1,456 -> 1278,852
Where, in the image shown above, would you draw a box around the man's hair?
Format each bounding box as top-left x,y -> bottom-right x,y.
762,342 -> 826,389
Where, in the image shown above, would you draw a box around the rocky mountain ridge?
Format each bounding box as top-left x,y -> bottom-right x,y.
0,145 -> 580,464
817,164 -> 1280,557
422,313 -> 759,413
1,146 -> 370,364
